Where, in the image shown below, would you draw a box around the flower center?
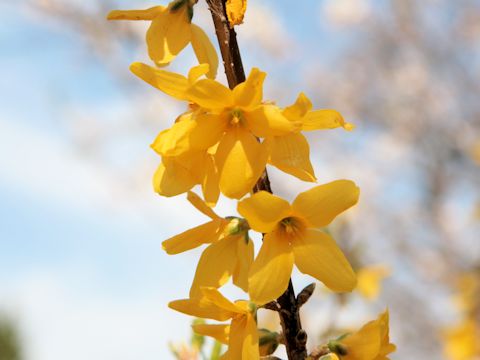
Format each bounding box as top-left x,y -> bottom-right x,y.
278,216 -> 306,238
229,108 -> 244,127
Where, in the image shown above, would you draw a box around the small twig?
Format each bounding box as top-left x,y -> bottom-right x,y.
261,301 -> 281,312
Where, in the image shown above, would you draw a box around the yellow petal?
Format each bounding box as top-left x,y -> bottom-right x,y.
248,232 -> 294,305
162,219 -> 224,254
130,62 -> 189,100
232,68 -> 266,109
169,297 -> 234,321
232,236 -> 254,292
216,128 -> 268,199
292,229 -> 356,292
266,133 -> 316,182
228,315 -> 260,360
201,287 -> 245,314
188,63 -> 211,83
106,6 -> 165,20
152,158 -> 196,197
292,180 -> 360,228
237,191 -> 291,233
189,237 -> 238,298
342,317 -> 382,360
186,79 -> 233,109
192,323 -> 230,344
202,154 -> 221,207
356,265 -> 391,300
187,191 -> 219,219
302,109 -> 354,131
146,6 -> 191,65
246,105 -> 299,137
226,0 -> 247,27
190,24 -> 219,79
283,92 -> 312,122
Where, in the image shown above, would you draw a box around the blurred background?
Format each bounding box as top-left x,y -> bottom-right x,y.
1,0 -> 479,359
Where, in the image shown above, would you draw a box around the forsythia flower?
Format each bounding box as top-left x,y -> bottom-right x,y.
107,0 -> 218,78
226,0 -> 247,27
330,310 -> 396,360
237,180 -> 359,305
170,287 -> 259,359
443,319 -> 480,360
132,62 -> 298,199
162,192 -> 253,296
356,265 -> 391,301
267,92 -> 354,182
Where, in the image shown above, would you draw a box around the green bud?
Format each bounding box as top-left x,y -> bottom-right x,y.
328,340 -> 348,356
258,328 -> 280,356
224,217 -> 249,236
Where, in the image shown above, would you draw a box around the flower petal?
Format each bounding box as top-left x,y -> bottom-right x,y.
232,236 -> 254,292
342,317 -> 382,360
188,63 -> 211,83
233,68 -> 266,109
266,133 -> 316,182
162,219 -> 224,254
169,297 -> 234,321
216,128 -> 268,199
146,6 -> 191,65
190,24 -> 219,79
106,6 -> 165,20
192,323 -> 230,344
226,0 -> 248,27
152,158 -> 196,197
237,191 -> 291,233
292,180 -> 360,228
187,191 -> 219,219
246,104 -> 299,137
202,154 -> 221,207
201,287 -> 245,314
283,92 -> 312,122
189,237 -> 238,298
302,109 -> 354,131
186,79 -> 234,110
248,231 -> 294,305
292,229 -> 356,292
228,315 -> 260,360
130,62 -> 189,100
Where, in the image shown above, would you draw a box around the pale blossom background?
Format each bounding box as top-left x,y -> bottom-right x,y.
1,0 -> 479,359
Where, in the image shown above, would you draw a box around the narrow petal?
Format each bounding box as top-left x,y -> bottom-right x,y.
292,230 -> 356,292
248,232 -> 294,305
107,6 -> 164,20
169,297 -> 234,321
146,7 -> 191,65
232,68 -> 266,109
237,191 -> 291,233
227,315 -> 259,360
202,154 -> 221,207
226,0 -> 248,27
190,24 -> 219,79
302,109 -> 354,131
192,323 -> 230,344
189,237 -> 238,298
188,63 -> 210,83
201,288 -> 245,314
152,158 -> 196,197
246,105 -> 299,137
342,319 -> 381,360
232,236 -> 254,292
130,62 -> 189,100
266,133 -> 316,182
282,92 -> 312,122
187,191 -> 220,219
186,79 -> 233,109
243,314 -> 260,360
216,129 -> 269,199
292,180 -> 360,228
162,219 -> 224,254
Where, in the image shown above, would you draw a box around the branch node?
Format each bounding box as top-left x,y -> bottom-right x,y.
297,282 -> 316,307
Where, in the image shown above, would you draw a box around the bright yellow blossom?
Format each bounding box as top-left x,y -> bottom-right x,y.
266,92 -> 354,182
331,310 -> 396,360
356,265 -> 391,301
107,0 -> 218,78
226,0 -> 247,27
170,287 -> 259,360
443,319 -> 480,360
162,192 -> 253,296
132,63 -> 299,199
237,180 -> 359,305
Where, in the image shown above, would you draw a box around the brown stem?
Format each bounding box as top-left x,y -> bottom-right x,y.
205,1 -> 307,358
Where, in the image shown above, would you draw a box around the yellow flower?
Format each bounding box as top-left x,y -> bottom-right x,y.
226,0 -> 247,27
169,287 -> 260,360
356,265 -> 391,301
237,180 -> 359,305
331,310 -> 396,360
266,92 -> 354,182
132,63 -> 299,199
162,192 -> 253,296
443,319 -> 480,360
107,1 -> 218,78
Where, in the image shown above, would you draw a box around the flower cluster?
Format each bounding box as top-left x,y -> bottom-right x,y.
108,1 -> 395,358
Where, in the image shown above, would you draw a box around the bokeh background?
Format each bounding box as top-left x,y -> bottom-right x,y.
1,0 -> 479,359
